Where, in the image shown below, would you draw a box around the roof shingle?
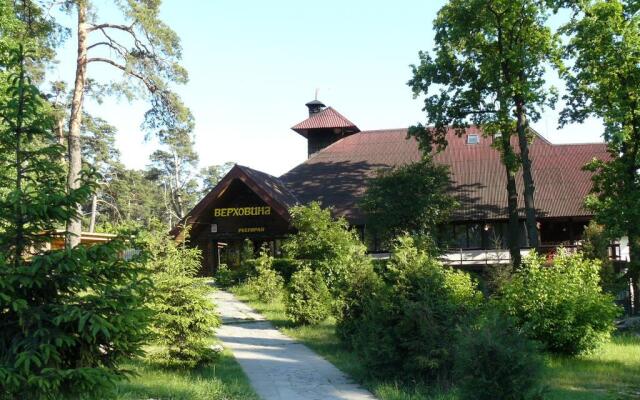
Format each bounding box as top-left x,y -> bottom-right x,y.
280,128 -> 608,224
291,107 -> 360,137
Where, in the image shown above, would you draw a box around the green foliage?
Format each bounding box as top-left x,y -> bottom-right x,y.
214,264 -> 236,288
455,309 -> 546,400
246,247 -> 284,303
498,250 -> 621,355
346,235 -> 483,381
361,158 -> 456,247
214,263 -> 256,288
0,239 -> 152,399
147,129 -> 200,221
0,47 -> 151,399
271,257 -> 299,283
283,202 -> 371,295
560,0 -> 640,311
483,262 -> 514,296
285,266 -> 332,325
408,0 -> 559,151
335,261 -> 383,346
581,221 -> 624,294
408,0 -> 560,264
142,228 -> 219,368
199,161 -> 234,195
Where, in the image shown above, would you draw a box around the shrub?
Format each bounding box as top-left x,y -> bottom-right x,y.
483,262 -> 513,296
215,262 -> 256,288
498,250 -> 621,355
271,257 -> 299,283
0,239 -> 152,399
285,266 -> 332,325
246,247 -> 284,303
215,263 -> 235,287
143,229 -> 220,367
348,235 -> 483,381
581,220 -> 625,294
283,202 -> 372,296
455,309 -> 546,400
335,262 -> 383,346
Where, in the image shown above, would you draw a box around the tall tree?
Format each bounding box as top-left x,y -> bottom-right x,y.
361,158 -> 456,249
560,0 -> 640,312
100,164 -> 165,227
58,0 -> 193,246
148,129 -> 199,227
80,112 -> 119,231
408,0 -> 559,266
199,161 -> 234,195
0,44 -> 150,400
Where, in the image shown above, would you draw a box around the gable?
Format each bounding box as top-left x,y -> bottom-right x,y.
172,164 -> 297,241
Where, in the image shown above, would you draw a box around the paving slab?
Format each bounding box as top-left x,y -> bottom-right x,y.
212,290 -> 378,400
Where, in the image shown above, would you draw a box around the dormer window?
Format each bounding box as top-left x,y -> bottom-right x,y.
466,134 -> 479,145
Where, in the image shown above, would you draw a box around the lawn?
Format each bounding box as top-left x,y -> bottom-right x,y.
107,348 -> 259,400
231,283 -> 640,400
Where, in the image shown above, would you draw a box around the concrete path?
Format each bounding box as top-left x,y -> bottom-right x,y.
212,290 -> 378,400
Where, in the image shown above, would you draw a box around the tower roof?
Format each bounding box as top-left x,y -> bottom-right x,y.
291,107 -> 360,137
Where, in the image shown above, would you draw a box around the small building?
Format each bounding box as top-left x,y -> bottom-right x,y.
173,100 -> 616,275
48,230 -> 118,250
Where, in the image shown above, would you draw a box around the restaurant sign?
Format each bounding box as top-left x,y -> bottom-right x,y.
214,206 -> 271,217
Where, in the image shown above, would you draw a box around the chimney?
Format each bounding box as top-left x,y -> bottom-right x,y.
305,99 -> 325,117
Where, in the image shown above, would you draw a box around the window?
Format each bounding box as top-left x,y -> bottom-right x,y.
453,225 -> 467,248
466,134 -> 479,144
467,223 -> 482,248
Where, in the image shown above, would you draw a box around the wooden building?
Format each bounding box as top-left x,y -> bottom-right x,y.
172,100 -> 614,275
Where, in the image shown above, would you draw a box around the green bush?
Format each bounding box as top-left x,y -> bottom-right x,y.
335,262 -> 383,346
454,309 -> 546,400
0,240 -> 152,399
285,266 -> 332,325
498,250 -> 621,355
283,202 -> 372,296
348,235 -> 483,381
215,263 -> 235,287
143,229 -> 220,368
246,247 -> 284,303
215,262 -> 256,288
581,221 -> 625,295
271,257 -> 299,283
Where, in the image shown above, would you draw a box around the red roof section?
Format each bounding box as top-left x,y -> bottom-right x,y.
280,127 -> 608,224
291,107 -> 360,137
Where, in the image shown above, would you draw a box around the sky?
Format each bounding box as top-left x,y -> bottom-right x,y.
48,0 -> 605,177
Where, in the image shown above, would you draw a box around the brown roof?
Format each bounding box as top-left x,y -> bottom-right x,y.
291,107 -> 360,137
170,164 -> 297,238
280,127 -> 608,224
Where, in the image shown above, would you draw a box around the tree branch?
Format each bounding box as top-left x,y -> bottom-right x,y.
86,57 -> 157,92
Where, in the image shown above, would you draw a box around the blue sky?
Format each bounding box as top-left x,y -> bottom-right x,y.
49,0 -> 604,177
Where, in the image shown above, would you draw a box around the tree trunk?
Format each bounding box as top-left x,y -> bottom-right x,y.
89,193 -> 97,233
172,152 -> 184,219
628,228 -> 640,315
66,1 -> 88,248
516,102 -> 540,249
14,53 -> 27,266
500,134 -> 522,269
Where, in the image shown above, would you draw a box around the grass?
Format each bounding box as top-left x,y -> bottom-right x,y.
545,335 -> 640,400
108,348 -> 259,400
230,283 -> 640,400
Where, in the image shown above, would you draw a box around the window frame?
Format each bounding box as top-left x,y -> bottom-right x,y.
466,134 -> 480,145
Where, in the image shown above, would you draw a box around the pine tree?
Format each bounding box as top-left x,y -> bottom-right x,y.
142,227 -> 220,368
0,45 -> 151,399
